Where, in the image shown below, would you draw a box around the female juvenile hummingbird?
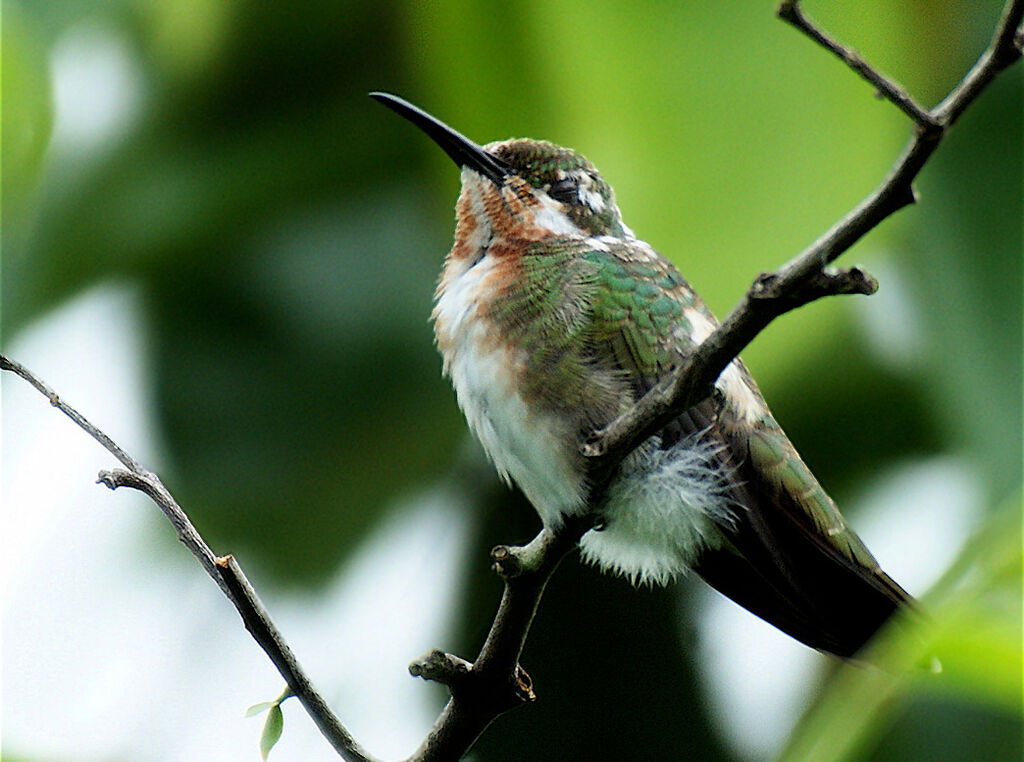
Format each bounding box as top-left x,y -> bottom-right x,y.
372,92 -> 910,657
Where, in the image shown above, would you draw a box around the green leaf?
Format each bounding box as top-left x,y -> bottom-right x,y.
259,704 -> 284,761
244,701 -> 275,717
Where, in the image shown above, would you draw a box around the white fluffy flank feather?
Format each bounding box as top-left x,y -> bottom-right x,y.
579,431 -> 736,585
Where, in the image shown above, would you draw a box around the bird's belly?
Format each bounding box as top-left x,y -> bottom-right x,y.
443,325 -> 587,527
434,258 -> 730,584
442,329 -> 732,583
446,331 -> 732,584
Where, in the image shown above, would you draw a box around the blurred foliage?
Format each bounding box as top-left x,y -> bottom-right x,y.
1,2 -> 53,222
781,495 -> 1023,762
2,0 -> 1020,760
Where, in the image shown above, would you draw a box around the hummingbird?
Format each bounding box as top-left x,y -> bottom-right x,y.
371,92 -> 911,657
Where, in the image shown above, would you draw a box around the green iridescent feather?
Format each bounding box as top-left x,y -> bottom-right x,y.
489,235 -> 886,576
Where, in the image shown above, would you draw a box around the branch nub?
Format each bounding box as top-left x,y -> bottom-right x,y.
750,265 -> 877,309
97,468 -> 147,491
409,649 -> 472,686
491,529 -> 571,578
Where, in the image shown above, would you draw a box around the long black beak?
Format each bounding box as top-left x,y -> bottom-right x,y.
370,92 -> 511,185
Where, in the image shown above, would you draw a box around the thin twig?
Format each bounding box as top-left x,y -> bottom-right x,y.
777,0 -> 937,129
4,4 -> 1021,762
2,354 -> 378,762
1,354 -> 145,474
585,0 -> 1023,468
933,0 -> 1024,125
408,3 -> 1023,759
215,555 -> 377,762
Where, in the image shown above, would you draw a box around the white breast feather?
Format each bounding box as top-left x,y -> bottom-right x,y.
434,190 -> 740,584
434,256 -> 586,528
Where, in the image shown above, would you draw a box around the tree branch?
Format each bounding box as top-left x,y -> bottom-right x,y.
4,3 -> 1021,762
1,354 -> 146,474
406,519 -> 589,761
409,3 -> 1024,760
1,354 -> 378,762
585,0 -> 1023,469
777,0 -> 937,129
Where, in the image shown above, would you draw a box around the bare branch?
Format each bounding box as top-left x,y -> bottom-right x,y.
585,0 -> 1023,471
776,0 -> 937,129
933,0 -> 1024,125
215,555 -> 377,762
96,468 -> 227,587
406,519 -> 587,762
3,354 -> 378,762
5,4 -> 1021,762
1,354 -> 145,474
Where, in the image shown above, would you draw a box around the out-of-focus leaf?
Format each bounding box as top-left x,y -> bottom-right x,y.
1,3 -> 53,219
778,497 -> 1023,762
139,0 -> 234,80
925,610 -> 1022,711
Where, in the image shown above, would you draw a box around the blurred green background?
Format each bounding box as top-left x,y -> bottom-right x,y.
3,1 -> 1020,760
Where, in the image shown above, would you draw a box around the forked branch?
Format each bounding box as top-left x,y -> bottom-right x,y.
0,355 -> 377,762
777,0 -> 937,129
414,2 -> 1024,760
584,0 -> 1024,472
3,3 -> 1021,761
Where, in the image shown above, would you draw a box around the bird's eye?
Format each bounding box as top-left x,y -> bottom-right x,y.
547,178 -> 577,203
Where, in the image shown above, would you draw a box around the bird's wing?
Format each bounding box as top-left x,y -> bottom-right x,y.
577,239 -> 703,429
580,240 -> 910,656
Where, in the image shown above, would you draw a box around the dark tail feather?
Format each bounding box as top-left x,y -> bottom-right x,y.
693,502 -> 912,658
664,398 -> 911,657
